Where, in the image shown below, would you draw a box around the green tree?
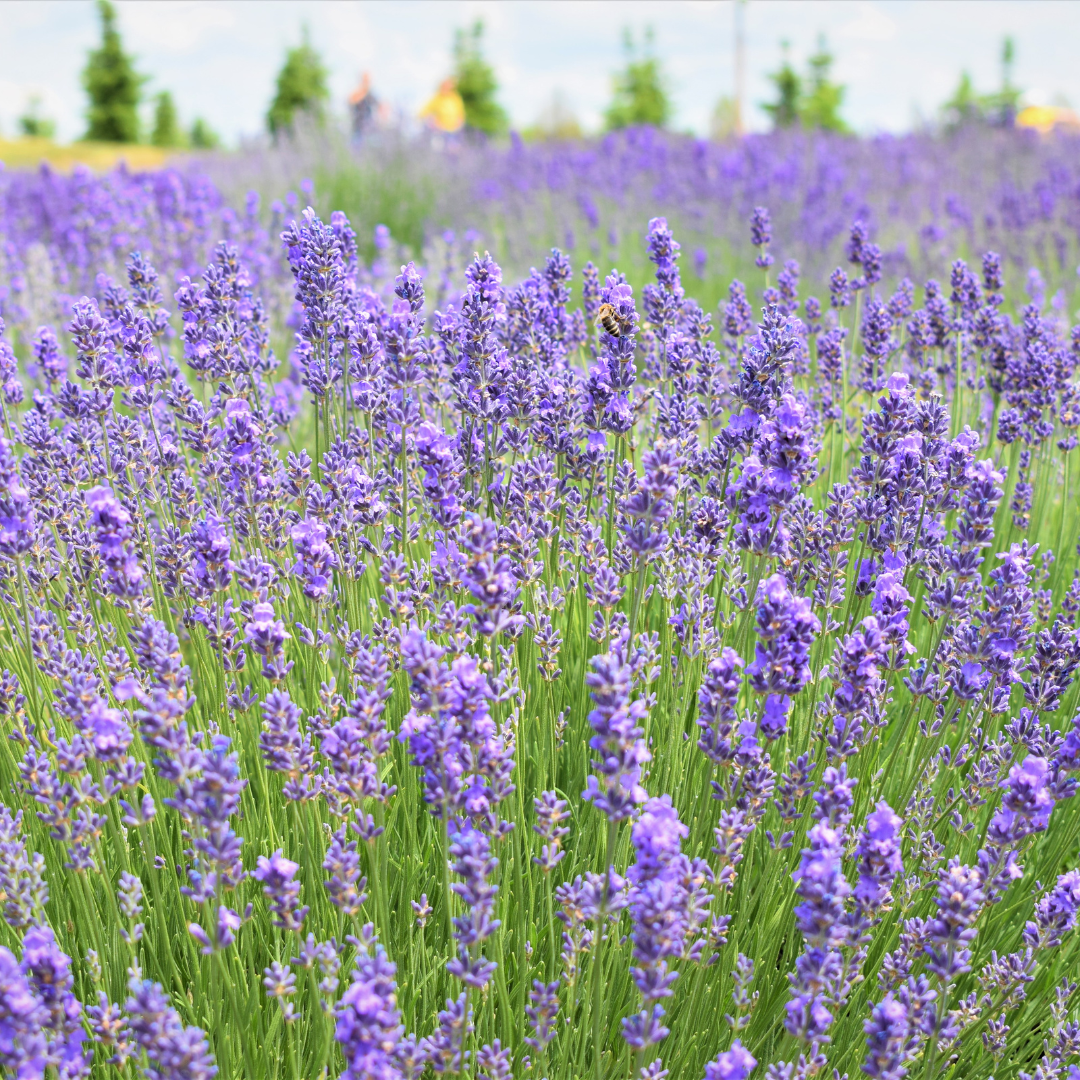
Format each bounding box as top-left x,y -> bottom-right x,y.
151,91 -> 181,147
604,27 -> 672,131
985,36 -> 1022,125
189,118 -> 221,150
267,30 -> 329,136
762,42 -> 801,129
800,36 -> 848,132
941,38 -> 1022,130
18,95 -> 56,139
453,21 -> 508,136
82,0 -> 144,143
941,71 -> 981,129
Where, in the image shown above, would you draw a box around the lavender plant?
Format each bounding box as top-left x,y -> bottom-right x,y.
0,153 -> 1078,1080
203,124 -> 1080,313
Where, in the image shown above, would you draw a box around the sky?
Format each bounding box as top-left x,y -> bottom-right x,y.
1,1 -> 1079,145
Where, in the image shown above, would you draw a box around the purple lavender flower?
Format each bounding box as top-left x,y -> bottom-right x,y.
582,632 -> 650,821
750,207 -> 774,270
828,616 -> 890,759
423,994 -> 472,1076
643,217 -> 684,336
335,928 -> 406,1080
525,980 -> 560,1052
1024,869 -> 1080,948
446,826 -> 499,989
0,945 -> 48,1077
746,574 -> 820,738
458,515 -> 524,637
862,993 -> 909,1080
533,791 -> 570,872
924,860 -> 984,981
623,796 -> 712,1052
126,975 -> 217,1080
290,518 -> 338,600
703,1041 -> 756,1080
854,802 -> 903,912
0,806 -> 48,929
697,648 -> 743,766
254,850 -> 309,932
19,925 -> 88,1076
725,281 -> 754,340
398,631 -> 514,832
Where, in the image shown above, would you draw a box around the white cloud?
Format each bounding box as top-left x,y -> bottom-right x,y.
837,3 -> 897,43
118,1 -> 235,52
0,79 -> 66,120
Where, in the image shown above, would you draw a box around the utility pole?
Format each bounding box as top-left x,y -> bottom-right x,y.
734,0 -> 746,136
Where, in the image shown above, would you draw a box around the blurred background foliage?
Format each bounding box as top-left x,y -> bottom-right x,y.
453,20 -> 509,137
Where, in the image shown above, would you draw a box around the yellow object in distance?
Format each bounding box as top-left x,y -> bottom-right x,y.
419,79 -> 466,134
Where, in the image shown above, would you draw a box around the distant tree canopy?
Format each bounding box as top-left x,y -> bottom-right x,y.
762,36 -> 848,133
151,91 -> 181,147
18,96 -> 56,140
267,30 -> 329,136
605,27 -> 672,131
189,118 -> 221,150
82,0 -> 144,142
801,38 -> 848,131
942,37 -> 1022,129
762,45 -> 801,130
453,21 -> 508,136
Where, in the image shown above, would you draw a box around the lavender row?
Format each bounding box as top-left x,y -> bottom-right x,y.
206,125 -> 1080,304
0,174 -> 1077,1080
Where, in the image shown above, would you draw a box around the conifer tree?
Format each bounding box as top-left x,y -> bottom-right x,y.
799,36 -> 848,132
762,42 -> 801,130
82,0 -> 144,143
151,91 -> 181,147
189,119 -> 221,150
453,21 -> 508,137
604,27 -> 671,131
267,30 -> 329,136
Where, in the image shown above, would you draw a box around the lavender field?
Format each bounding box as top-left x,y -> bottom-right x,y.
0,126 -> 1079,1080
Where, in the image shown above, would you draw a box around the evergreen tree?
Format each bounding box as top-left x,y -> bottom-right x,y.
799,36 -> 848,132
453,21 -> 508,137
151,91 -> 181,148
762,37 -> 848,133
82,0 -> 144,143
604,27 -> 671,131
941,72 -> 981,129
761,42 -> 801,130
189,119 -> 221,150
941,39 -> 1022,131
267,30 -> 329,136
985,36 -> 1021,126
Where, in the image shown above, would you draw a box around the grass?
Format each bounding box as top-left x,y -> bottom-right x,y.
0,137 -> 171,173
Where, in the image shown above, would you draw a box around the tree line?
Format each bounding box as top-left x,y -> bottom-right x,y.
14,2 -> 1028,147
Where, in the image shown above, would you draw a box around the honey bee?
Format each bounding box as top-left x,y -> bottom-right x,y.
596,303 -> 621,337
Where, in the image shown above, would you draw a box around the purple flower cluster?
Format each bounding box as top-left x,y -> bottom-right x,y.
622,796 -> 713,1052
582,631 -> 651,821
0,152 -> 1079,1080
398,631 -> 514,833
0,927 -> 87,1078
746,573 -> 820,741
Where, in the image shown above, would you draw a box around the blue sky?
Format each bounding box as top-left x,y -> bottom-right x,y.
1,1 -> 1078,144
